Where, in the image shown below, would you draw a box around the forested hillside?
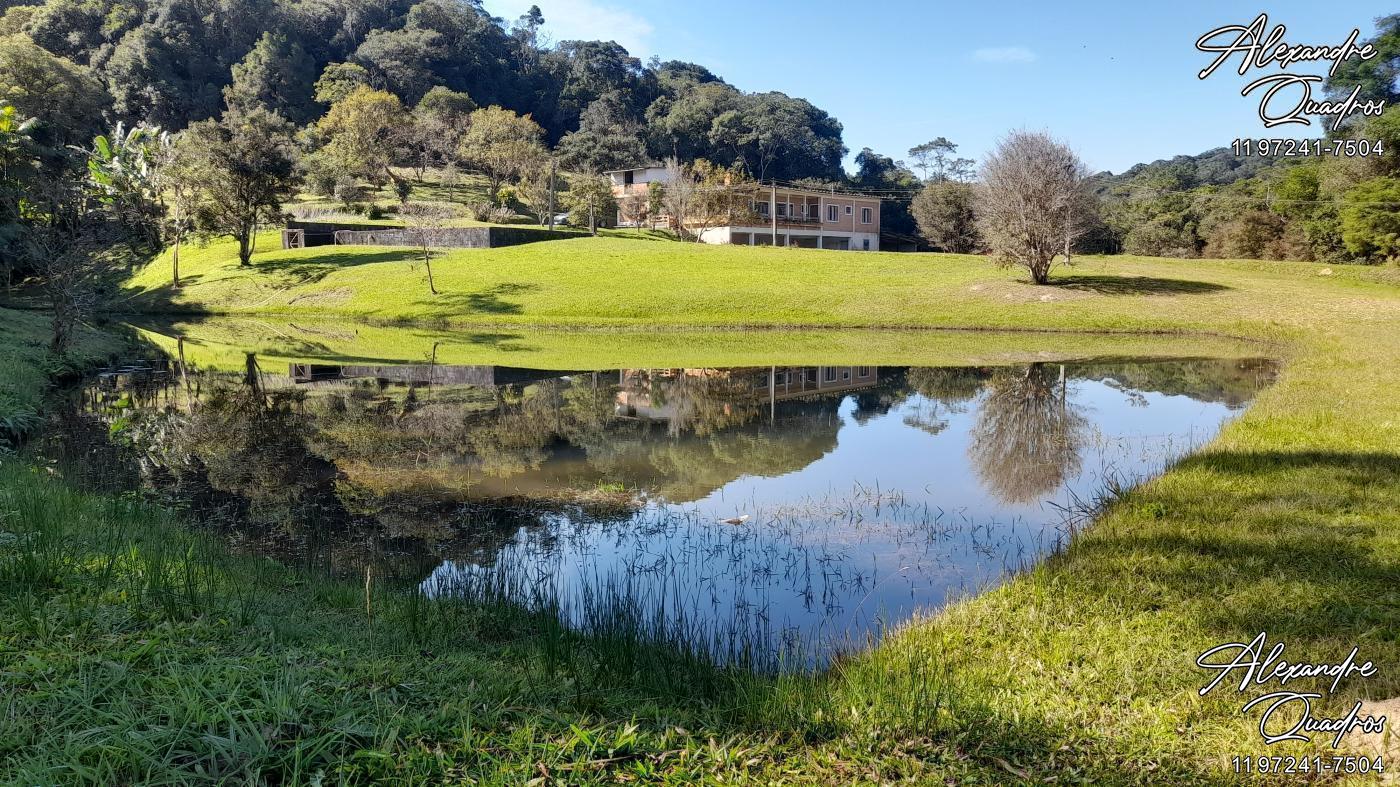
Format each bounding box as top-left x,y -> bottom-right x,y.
0,0 -> 851,177
1082,16 -> 1400,264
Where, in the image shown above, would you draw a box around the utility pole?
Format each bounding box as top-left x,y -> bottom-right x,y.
546,160 -> 556,231
770,182 -> 778,246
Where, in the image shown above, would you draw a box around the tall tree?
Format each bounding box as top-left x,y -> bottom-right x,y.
317,85 -> 406,185
645,80 -> 738,161
908,137 -> 974,183
314,62 -> 372,105
458,106 -> 545,195
401,86 -> 475,176
556,92 -> 647,174
224,32 -> 318,124
174,107 -> 299,267
709,92 -> 845,182
0,33 -> 109,161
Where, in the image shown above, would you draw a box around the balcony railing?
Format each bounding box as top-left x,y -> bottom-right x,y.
757,214 -> 823,226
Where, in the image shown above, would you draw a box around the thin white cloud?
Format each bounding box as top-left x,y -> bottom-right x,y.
972,46 -> 1037,64
486,0 -> 654,56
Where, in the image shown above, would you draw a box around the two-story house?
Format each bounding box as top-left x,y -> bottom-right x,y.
607,165 -> 882,252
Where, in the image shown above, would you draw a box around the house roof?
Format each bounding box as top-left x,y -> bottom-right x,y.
603,164 -> 666,174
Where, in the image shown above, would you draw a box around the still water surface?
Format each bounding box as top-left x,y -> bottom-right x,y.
59,354 -> 1275,664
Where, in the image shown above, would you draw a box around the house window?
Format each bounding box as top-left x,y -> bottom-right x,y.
861,207 -> 873,224
857,367 -> 871,377
624,171 -> 634,185
845,205 -> 852,215
757,202 -> 769,216
823,367 -> 838,383
863,238 -> 871,251
777,203 -> 787,217
827,204 -> 838,222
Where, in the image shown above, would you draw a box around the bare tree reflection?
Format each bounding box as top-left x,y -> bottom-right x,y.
968,363 -> 1087,505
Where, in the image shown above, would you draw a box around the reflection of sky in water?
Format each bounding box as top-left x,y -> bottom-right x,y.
426,377 -> 1246,664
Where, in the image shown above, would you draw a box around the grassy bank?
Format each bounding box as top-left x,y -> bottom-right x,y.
5,238 -> 1400,782
0,307 -> 128,445
122,234 -> 1400,333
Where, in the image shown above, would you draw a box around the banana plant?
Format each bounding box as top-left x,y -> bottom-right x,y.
84,122 -> 169,240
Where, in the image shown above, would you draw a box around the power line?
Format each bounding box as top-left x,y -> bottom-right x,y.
1113,187 -> 1400,207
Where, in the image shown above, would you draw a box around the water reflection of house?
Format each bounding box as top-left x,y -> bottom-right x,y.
287,363 -> 573,388
615,366 -> 879,419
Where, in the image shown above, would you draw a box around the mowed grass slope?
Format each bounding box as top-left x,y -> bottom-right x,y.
1,237 -> 1394,782
123,233 -> 1400,334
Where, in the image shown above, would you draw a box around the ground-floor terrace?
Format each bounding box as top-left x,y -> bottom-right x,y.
697,225 -> 881,251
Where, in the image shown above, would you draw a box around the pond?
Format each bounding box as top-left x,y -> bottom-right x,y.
46,331 -> 1277,667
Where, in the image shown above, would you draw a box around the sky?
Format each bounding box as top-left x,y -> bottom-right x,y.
482,0 -> 1397,175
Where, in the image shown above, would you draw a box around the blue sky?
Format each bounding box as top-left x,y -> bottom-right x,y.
482,0 -> 1396,174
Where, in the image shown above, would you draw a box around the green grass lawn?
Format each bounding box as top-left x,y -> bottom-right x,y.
4,237 -> 1400,782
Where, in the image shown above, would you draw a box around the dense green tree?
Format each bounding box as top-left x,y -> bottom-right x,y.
912,181 -> 979,253
102,0 -> 273,127
173,107 -> 299,266
0,33 -> 109,159
23,0 -> 133,63
709,92 -> 845,181
458,106 -> 545,195
1326,14 -> 1400,108
314,62 -> 372,105
644,81 -> 738,162
556,92 -> 647,174
851,147 -> 919,238
545,40 -> 654,138
401,86 -> 475,176
224,32 -> 318,124
1340,177 -> 1400,261
565,173 -> 615,235
316,85 -> 406,185
352,0 -> 520,106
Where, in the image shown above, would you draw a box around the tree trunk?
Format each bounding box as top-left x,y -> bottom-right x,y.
172,231 -> 182,287
424,249 -> 438,295
238,231 -> 252,267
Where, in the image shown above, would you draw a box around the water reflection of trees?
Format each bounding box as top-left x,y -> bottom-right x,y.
968,363 -> 1088,505
900,366 -> 992,436
72,356 -> 1271,578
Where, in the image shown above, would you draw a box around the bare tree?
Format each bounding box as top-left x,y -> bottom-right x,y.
687,161 -> 758,243
400,202 -> 455,295
28,222 -> 118,353
519,159 -> 561,225
975,131 -> 1092,284
659,157 -> 694,237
